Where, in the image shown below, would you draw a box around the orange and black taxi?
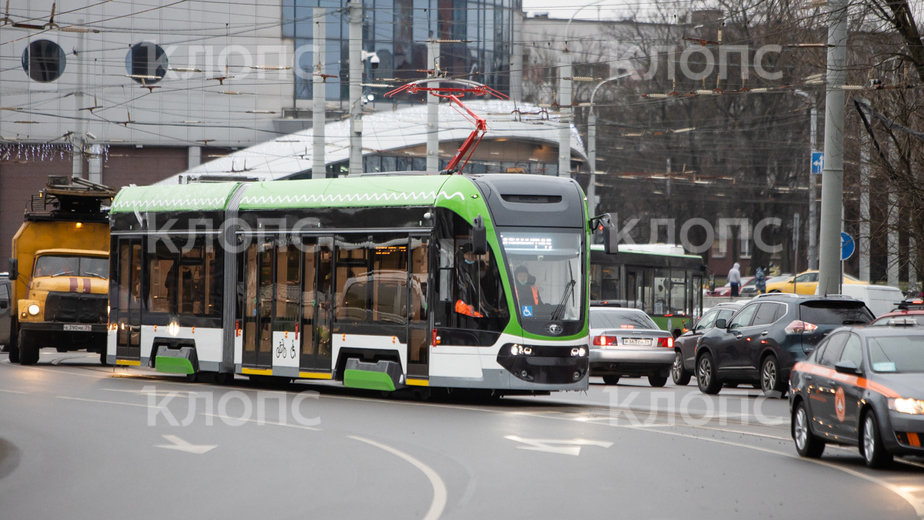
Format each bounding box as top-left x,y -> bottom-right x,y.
789,324 -> 924,468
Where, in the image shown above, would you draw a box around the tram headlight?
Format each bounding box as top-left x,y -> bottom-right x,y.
509,344 -> 533,356
571,347 -> 586,357
168,321 -> 179,337
28,304 -> 40,316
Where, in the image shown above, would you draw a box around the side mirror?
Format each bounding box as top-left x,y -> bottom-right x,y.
472,215 -> 487,255
834,360 -> 861,375
590,213 -> 618,254
8,258 -> 17,281
714,318 -> 727,329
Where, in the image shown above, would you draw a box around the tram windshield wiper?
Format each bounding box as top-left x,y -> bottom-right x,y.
551,264 -> 576,321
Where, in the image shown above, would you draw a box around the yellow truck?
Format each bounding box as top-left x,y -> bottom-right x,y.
6,176 -> 114,365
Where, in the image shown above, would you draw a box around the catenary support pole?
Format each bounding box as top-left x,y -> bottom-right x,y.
313,8 -> 327,179
427,40 -> 439,172
348,0 -> 362,176
817,0 -> 848,295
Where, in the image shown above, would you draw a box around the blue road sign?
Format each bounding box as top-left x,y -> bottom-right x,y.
811,152 -> 824,175
841,232 -> 855,261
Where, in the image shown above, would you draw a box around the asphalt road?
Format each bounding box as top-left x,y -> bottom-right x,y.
2,350 -> 923,520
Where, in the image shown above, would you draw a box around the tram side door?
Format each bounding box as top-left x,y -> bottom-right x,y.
299,237 -> 334,374
242,241 -> 275,368
114,238 -> 142,362
406,235 -> 430,380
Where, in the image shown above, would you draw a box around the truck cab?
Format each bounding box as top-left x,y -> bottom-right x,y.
7,176 -> 113,365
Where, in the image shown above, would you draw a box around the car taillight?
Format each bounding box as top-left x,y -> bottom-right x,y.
658,337 -> 674,348
593,335 -> 617,346
785,320 -> 818,334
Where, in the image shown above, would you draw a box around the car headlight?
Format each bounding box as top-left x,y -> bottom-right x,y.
889,398 -> 924,415
28,304 -> 40,316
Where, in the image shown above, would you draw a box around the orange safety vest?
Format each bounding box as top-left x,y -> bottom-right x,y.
455,299 -> 484,318
517,284 -> 540,305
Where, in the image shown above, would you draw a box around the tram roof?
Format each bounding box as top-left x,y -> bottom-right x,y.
111,181 -> 241,213
238,174 -> 464,210
110,174 -> 484,213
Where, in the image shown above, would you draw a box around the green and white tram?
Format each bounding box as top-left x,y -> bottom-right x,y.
106,173 -> 591,393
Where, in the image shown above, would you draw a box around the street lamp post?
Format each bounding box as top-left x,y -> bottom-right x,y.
587,73 -> 632,218
560,0 -> 607,178
793,89 -> 818,270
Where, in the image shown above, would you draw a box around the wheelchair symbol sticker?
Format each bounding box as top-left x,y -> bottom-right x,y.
521,305 -> 533,317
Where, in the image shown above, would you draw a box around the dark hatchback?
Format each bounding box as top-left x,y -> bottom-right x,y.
672,302 -> 742,385
790,325 -> 924,467
695,294 -> 874,397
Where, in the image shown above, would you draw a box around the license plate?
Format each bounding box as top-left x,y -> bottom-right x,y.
621,337 -> 651,346
63,324 -> 91,332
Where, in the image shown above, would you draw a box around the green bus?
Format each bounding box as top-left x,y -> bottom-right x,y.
106,173 -> 592,394
590,244 -> 705,335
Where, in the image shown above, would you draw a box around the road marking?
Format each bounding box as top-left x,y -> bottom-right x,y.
0,389 -> 26,395
155,434 -> 217,455
631,425 -> 924,519
200,413 -> 321,431
56,395 -> 154,408
349,435 -> 447,520
504,435 -> 613,456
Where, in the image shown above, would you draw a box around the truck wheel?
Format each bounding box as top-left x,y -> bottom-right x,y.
8,344 -> 20,363
18,330 -> 39,365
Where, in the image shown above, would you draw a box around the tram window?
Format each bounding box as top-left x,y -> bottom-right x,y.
334,236 -> 409,324
433,210 -> 508,332
275,243 -> 300,321
146,239 -> 221,317
147,241 -> 176,313
409,237 -> 429,322
118,243 -> 132,310
179,246 -> 205,315
206,247 -> 222,317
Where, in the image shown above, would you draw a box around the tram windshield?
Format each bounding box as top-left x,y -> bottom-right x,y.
499,229 -> 583,322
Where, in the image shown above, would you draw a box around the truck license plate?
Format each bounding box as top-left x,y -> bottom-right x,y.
63,324 -> 91,332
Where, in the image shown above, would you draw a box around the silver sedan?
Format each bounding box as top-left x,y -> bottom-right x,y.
588,306 -> 676,387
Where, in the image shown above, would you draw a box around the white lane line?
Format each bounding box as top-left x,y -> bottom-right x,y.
0,388 -> 26,394
200,413 -> 321,431
349,435 -> 448,520
630,425 -> 924,519
56,395 -> 153,408
5,364 -> 111,380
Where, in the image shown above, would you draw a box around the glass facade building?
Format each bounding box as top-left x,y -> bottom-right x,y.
283,0 -> 519,103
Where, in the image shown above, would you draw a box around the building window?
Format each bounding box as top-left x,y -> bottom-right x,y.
22,39 -> 65,82
125,42 -> 168,84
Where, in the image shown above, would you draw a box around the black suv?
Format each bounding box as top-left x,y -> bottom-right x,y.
695,294 -> 874,397
672,302 -> 742,385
